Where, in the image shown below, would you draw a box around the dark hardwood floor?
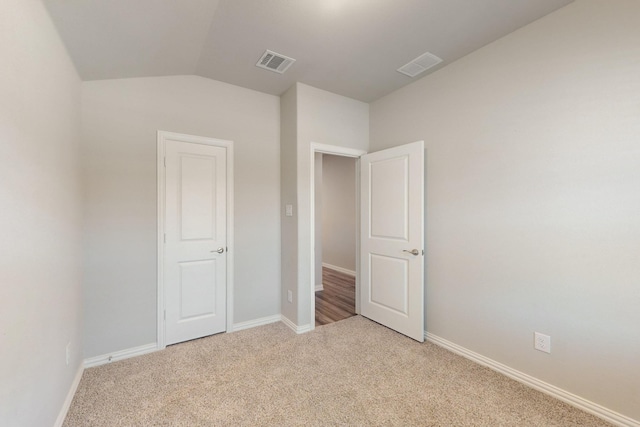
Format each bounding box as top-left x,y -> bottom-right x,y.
315,267 -> 356,326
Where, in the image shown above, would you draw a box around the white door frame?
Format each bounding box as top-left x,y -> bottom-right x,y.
157,130 -> 234,350
309,142 -> 366,331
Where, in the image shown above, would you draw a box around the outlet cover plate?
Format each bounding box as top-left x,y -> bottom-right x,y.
534,332 -> 551,353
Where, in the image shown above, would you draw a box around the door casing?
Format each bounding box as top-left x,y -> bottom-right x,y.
157,130 -> 234,350
309,143 -> 366,331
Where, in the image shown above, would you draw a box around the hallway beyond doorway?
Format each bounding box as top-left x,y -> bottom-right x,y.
315,267 -> 356,326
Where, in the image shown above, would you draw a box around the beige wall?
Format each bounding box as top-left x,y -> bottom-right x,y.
82,75 -> 281,358
322,155 -> 357,272
370,0 -> 640,420
0,1 -> 83,425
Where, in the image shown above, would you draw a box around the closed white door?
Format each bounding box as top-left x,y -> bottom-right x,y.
164,139 -> 227,345
360,141 -> 424,342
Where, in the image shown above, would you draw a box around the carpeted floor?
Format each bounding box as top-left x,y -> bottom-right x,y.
64,316 -> 611,426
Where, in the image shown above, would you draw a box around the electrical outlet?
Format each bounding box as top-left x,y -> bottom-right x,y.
287,290 -> 293,303
65,342 -> 71,365
534,332 -> 551,353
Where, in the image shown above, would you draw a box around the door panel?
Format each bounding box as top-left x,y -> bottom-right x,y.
180,156 -> 217,240
178,260 -> 217,319
370,157 -> 408,240
370,254 -> 408,314
361,140 -> 424,342
165,139 -> 227,345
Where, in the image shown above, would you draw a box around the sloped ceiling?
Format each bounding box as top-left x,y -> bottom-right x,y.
43,0 -> 573,102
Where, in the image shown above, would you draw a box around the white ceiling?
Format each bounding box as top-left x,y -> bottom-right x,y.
43,0 -> 573,102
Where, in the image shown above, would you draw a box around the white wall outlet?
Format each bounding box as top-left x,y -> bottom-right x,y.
65,342 -> 71,365
285,204 -> 293,217
287,290 -> 293,303
534,332 -> 551,353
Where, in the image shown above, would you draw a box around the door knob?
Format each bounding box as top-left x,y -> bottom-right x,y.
211,247 -> 224,254
403,249 -> 420,256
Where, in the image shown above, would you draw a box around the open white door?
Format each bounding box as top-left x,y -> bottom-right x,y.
163,138 -> 228,345
360,140 -> 424,342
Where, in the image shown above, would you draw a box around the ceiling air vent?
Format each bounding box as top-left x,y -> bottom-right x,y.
256,50 -> 296,74
397,51 -> 442,77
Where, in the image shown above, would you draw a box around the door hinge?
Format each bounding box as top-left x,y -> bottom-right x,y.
164,309 -> 166,320
164,157 -> 166,167
164,233 -> 166,243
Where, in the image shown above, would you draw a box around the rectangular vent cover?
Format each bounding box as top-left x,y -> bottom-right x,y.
256,50 -> 296,74
397,51 -> 442,77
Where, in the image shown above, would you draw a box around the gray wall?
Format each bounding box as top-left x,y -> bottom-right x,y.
0,1 -> 84,425
82,75 -> 281,358
295,83 -> 369,327
370,0 -> 640,420
280,83 -> 368,326
280,85 -> 299,323
322,155 -> 357,272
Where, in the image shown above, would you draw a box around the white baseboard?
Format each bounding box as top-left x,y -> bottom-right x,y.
233,314 -> 282,332
84,315 -> 284,369
425,332 -> 639,427
322,263 -> 355,277
54,364 -> 84,427
83,342 -> 158,369
315,284 -> 324,292
281,315 -> 313,334
297,323 -> 312,333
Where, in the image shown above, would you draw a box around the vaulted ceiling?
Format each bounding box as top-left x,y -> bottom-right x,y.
43,0 -> 573,102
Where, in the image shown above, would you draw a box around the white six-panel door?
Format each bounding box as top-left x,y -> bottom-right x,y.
164,139 -> 227,345
360,141 -> 424,342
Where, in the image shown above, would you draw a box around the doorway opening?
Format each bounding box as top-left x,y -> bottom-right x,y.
314,153 -> 357,326
309,143 -> 365,330
309,141 -> 424,340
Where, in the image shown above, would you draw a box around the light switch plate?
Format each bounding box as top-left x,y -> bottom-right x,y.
285,204 -> 293,217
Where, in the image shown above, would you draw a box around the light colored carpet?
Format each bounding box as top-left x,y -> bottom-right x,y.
64,316 -> 610,426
